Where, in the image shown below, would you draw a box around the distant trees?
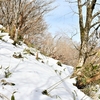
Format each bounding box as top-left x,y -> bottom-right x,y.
0,0 -> 53,44
33,32 -> 79,67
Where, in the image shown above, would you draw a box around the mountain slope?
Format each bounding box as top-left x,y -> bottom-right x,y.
0,32 -> 92,100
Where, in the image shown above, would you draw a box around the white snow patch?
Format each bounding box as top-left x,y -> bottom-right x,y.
0,35 -> 92,100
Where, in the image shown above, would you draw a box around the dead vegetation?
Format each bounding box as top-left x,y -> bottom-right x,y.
0,0 -> 54,44
32,33 -> 79,67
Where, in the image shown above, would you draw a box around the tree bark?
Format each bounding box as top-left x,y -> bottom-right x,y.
77,0 -> 95,67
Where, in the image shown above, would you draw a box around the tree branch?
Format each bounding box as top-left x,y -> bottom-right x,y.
92,11 -> 100,20
89,24 -> 100,39
90,21 -> 100,29
91,0 -> 97,13
78,0 -> 84,29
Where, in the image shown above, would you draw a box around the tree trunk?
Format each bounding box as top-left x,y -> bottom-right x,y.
13,27 -> 19,45
77,29 -> 88,67
77,55 -> 85,67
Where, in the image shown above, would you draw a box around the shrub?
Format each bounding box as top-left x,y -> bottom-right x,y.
57,61 -> 62,66
75,62 -> 100,98
4,67 -> 12,78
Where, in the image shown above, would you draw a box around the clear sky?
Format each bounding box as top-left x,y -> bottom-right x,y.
45,0 -> 80,42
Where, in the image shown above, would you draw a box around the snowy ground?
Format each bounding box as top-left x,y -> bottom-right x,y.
0,31 -> 92,100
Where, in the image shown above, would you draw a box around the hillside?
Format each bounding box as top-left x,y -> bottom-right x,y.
0,31 -> 92,100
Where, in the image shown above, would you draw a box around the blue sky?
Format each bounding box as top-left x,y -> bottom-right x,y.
45,0 -> 80,42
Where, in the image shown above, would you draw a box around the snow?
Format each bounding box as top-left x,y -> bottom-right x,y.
0,32 -> 92,100
0,25 -> 5,29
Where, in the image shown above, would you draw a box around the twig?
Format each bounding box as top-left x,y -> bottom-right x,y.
0,92 -> 9,100
43,76 -> 70,94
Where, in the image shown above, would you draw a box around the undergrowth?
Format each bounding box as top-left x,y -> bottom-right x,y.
76,63 -> 100,99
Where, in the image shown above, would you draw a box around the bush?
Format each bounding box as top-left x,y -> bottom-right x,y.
75,62 -> 100,99
57,61 -> 62,66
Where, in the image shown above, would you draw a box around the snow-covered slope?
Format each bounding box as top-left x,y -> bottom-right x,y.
0,32 -> 92,100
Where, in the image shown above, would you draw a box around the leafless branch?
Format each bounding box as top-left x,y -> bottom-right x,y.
65,0 -> 77,3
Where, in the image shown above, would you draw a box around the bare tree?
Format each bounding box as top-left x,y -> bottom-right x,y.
0,0 -> 54,44
66,0 -> 100,67
34,32 -> 79,66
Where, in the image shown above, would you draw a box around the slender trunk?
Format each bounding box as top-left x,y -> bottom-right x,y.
14,28 -> 19,42
77,30 -> 88,67
77,55 -> 85,67
13,27 -> 19,45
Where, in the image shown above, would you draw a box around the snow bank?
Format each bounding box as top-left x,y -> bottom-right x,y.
0,34 -> 92,100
